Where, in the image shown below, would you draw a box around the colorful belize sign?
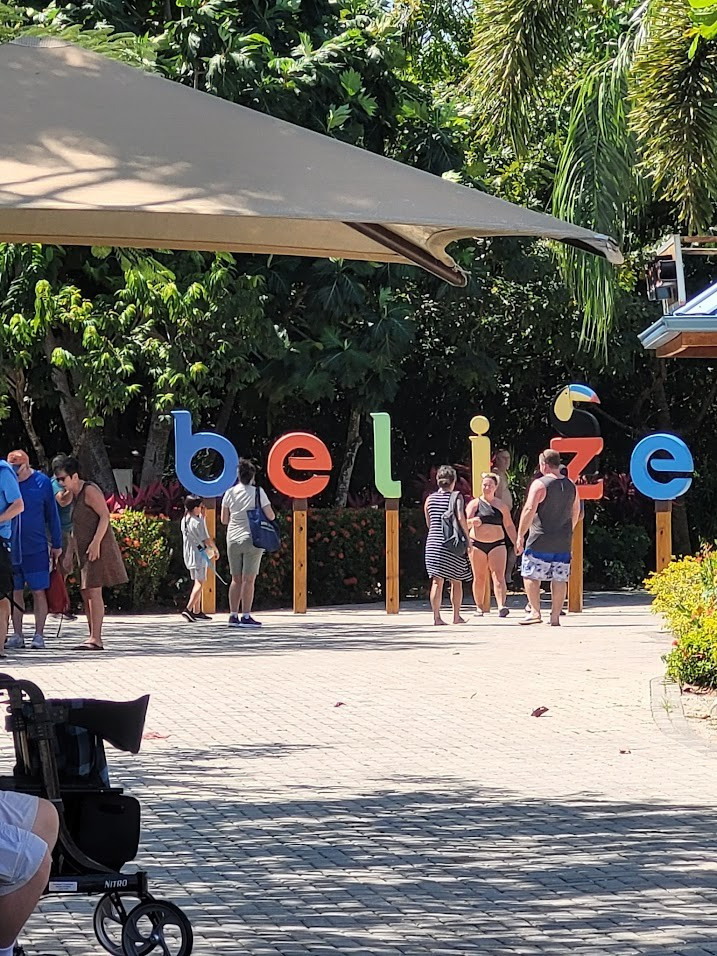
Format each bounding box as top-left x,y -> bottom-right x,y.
172,397 -> 695,503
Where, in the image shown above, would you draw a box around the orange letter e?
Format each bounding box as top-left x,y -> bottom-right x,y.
267,432 -> 333,499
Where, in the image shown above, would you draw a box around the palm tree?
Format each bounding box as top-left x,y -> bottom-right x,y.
468,0 -> 717,348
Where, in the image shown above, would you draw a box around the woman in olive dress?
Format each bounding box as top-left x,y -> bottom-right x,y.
53,457 -> 127,650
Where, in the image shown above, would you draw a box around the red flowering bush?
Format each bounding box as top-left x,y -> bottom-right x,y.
103,507 -> 429,611
107,509 -> 171,609
252,507 -> 427,607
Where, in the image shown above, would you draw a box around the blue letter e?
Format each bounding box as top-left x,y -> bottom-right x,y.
172,409 -> 238,498
630,433 -> 694,501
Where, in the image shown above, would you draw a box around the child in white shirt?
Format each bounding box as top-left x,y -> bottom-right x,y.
180,495 -> 217,622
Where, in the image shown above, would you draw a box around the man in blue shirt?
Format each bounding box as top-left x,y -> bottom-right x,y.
0,458 -> 24,656
6,450 -> 62,650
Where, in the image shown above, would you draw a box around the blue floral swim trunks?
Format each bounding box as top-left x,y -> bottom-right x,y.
521,548 -> 571,583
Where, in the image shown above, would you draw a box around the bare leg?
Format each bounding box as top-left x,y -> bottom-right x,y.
429,576 -> 445,625
241,574 -> 257,616
0,798 -> 58,948
450,580 -> 465,624
488,546 -> 508,610
30,588 -> 48,637
229,575 -> 242,615
504,546 -> 516,593
188,579 -> 203,613
0,847 -> 52,947
81,587 -> 105,648
11,589 -> 24,637
468,547 -> 488,615
0,597 -> 9,652
523,579 -> 542,619
550,580 -> 568,625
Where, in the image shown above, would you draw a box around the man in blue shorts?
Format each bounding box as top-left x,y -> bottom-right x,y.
515,448 -> 580,627
6,451 -> 62,651
0,458 -> 24,656
0,790 -> 58,956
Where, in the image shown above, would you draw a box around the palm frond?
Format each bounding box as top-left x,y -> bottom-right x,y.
553,54 -> 643,352
630,0 -> 717,231
467,0 -> 582,154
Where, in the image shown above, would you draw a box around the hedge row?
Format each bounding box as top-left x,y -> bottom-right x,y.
101,507 -> 428,611
96,508 -> 652,612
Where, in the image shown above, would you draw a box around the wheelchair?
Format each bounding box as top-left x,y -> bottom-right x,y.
0,674 -> 193,955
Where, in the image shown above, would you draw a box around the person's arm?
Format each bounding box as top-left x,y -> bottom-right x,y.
466,499 -> 482,535
45,480 -> 63,556
259,488 -> 275,521
500,501 -> 518,547
515,481 -> 546,556
197,518 -> 218,559
424,497 -> 430,528
220,491 -> 230,526
83,484 -> 110,562
0,469 -> 23,526
0,496 -> 23,525
54,480 -> 73,510
456,495 -> 470,540
572,489 -> 582,529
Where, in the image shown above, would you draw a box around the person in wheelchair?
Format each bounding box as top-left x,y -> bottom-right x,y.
0,791 -> 58,956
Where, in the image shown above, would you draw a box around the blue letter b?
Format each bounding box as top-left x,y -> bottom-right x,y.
172,409 -> 238,498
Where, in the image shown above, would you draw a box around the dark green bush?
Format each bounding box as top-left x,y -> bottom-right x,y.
584,523 -> 650,590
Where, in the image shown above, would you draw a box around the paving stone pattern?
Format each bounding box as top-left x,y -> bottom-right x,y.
11,594 -> 717,955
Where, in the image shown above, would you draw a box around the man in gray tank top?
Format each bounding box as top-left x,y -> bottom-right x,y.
515,448 -> 580,626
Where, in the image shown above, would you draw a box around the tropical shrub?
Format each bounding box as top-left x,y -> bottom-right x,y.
106,509 -> 171,609
584,523 -> 650,590
646,549 -> 717,688
105,482 -> 185,519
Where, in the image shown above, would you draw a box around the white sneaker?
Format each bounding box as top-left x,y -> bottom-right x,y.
6,634 -> 24,649
31,634 -> 46,650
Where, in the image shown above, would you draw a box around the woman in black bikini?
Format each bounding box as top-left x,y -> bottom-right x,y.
466,472 -> 517,618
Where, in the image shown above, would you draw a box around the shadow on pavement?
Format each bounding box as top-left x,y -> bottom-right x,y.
29,745 -> 717,955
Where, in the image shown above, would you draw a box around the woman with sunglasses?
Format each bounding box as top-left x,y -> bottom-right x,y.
52,457 -> 127,650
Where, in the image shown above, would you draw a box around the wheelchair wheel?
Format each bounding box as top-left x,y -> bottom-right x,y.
94,893 -> 153,956
121,900 -> 193,956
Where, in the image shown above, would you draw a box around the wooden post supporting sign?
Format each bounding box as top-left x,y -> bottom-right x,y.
568,513 -> 584,613
293,498 -> 308,613
201,498 -> 216,614
385,499 -> 400,614
655,500 -> 672,572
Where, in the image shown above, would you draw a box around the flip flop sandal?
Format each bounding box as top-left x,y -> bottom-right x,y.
74,642 -> 104,651
519,615 -> 542,626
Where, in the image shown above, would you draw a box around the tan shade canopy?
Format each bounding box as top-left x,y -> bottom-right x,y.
0,38 -> 623,286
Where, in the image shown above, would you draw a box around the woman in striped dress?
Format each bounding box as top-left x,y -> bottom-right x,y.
424,465 -> 472,626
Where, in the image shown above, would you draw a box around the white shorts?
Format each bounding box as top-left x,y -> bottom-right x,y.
521,549 -> 571,583
0,790 -> 47,897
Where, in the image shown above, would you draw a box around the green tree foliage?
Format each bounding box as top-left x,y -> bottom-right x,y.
2,0 -> 717,566
468,0 -> 717,347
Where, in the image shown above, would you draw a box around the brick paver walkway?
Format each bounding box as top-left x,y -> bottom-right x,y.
12,593 -> 717,955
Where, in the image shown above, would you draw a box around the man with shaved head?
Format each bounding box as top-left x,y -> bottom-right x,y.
6,451 -> 62,650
